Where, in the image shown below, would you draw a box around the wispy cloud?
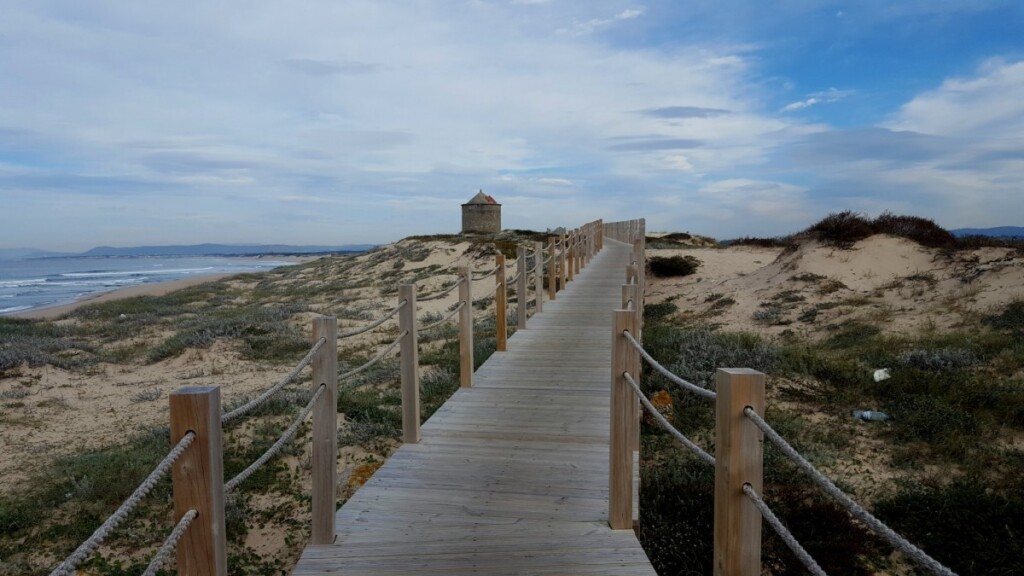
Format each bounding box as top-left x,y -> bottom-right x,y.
638,106 -> 731,119
557,7 -> 646,37
781,88 -> 852,112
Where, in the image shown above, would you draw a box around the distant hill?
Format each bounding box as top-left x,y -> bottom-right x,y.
951,226 -> 1024,238
77,243 -> 375,257
0,248 -> 76,260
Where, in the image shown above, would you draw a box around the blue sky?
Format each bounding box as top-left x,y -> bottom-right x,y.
1,1 -> 1022,250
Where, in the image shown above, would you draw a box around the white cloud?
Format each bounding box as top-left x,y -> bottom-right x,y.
557,7 -> 646,37
887,59 -> 1024,138
781,88 -> 851,113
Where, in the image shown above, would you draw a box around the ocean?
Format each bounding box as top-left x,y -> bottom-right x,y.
0,256 -> 296,316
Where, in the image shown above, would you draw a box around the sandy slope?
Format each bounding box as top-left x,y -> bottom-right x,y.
647,235 -> 1024,339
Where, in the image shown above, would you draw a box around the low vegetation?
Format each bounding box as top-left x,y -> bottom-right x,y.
637,298 -> 1024,574
727,210 -> 1024,252
648,255 -> 701,278
0,231 -> 527,575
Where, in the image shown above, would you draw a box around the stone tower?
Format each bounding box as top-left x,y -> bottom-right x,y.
461,190 -> 501,234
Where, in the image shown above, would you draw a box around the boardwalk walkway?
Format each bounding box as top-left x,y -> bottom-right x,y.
293,239 -> 657,575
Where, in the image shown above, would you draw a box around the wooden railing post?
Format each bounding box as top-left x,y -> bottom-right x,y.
534,241 -> 544,314
398,285 -> 420,443
566,231 -> 575,283
560,231 -> 568,289
457,265 -> 473,388
609,309 -> 639,530
573,229 -> 581,277
714,369 -> 765,576
311,317 -> 338,545
170,386 -> 227,576
547,236 -> 557,301
517,245 -> 528,328
495,254 -> 508,352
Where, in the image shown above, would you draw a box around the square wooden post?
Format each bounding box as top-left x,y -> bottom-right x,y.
534,241 -> 544,314
517,245 -> 528,328
398,285 -> 420,443
170,386 -> 227,576
609,309 -> 639,530
547,237 -> 557,301
495,254 -> 507,352
458,265 -> 473,388
714,369 -> 765,576
560,231 -> 568,288
311,317 -> 338,545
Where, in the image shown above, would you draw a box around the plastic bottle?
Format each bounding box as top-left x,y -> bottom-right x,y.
853,410 -> 891,422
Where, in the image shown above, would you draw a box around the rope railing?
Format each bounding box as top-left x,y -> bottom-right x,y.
419,301 -> 465,332
224,384 -> 326,493
742,484 -> 827,576
476,281 -> 500,301
338,330 -> 407,381
45,230 -> 596,576
472,266 -> 499,281
49,432 -> 197,576
222,337 -> 326,424
743,407 -> 957,576
337,300 -> 406,340
623,372 -> 714,465
141,509 -> 199,576
418,277 -> 464,301
623,331 -> 716,400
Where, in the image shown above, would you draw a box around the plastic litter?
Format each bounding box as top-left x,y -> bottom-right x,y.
873,368 -> 890,382
853,410 -> 891,422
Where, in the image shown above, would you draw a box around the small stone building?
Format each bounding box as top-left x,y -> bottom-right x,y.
461,190 -> 501,234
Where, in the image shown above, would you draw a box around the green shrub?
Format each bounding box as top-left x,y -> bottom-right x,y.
804,210 -> 875,247
643,301 -> 678,322
648,255 -> 700,278
985,299 -> 1024,333
875,481 -> 1024,576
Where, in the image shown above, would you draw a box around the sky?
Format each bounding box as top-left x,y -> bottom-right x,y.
1,1 -> 1022,251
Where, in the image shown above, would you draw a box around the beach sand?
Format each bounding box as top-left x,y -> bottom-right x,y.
12,274 -> 234,320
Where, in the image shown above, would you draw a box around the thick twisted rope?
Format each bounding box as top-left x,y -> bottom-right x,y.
141,509 -> 198,576
544,254 -> 553,264
507,271 -> 521,285
225,384 -> 325,493
49,432 -> 196,576
472,266 -> 499,281
418,277 -> 464,301
742,484 -> 827,576
337,300 -> 405,340
623,372 -> 715,465
743,408 -> 957,576
420,302 -> 465,332
222,337 -> 325,424
623,331 -> 717,401
476,281 -> 500,301
338,331 -> 407,381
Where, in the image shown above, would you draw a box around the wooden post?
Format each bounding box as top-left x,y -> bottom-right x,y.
573,230 -> 581,277
495,254 -> 507,352
566,231 -> 575,283
609,309 -> 639,530
170,386 -> 227,576
534,241 -> 544,314
398,285 -> 420,444
560,231 -> 568,289
517,245 -> 528,328
458,265 -> 473,388
626,264 -> 636,286
311,317 -> 338,545
621,283 -> 637,311
714,369 -> 765,576
547,237 -> 557,301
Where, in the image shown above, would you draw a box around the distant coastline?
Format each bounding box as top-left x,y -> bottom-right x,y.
1,255 -> 316,318
12,273 -> 234,320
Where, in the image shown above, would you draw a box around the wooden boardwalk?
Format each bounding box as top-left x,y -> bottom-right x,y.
293,240 -> 656,575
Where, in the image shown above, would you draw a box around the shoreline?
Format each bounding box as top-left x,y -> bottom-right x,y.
12,274 -> 235,320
